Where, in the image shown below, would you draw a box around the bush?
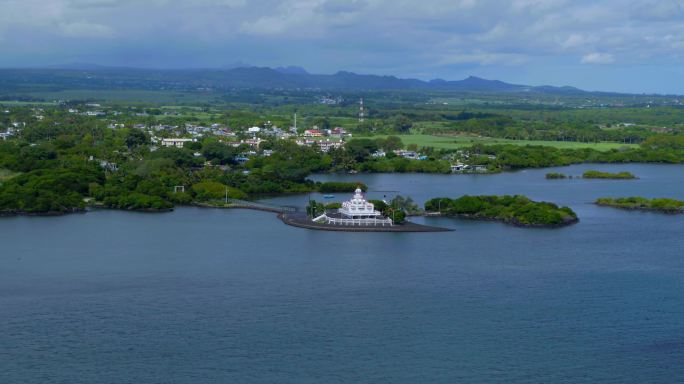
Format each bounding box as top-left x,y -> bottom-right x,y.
583,170 -> 636,179
545,172 -> 567,179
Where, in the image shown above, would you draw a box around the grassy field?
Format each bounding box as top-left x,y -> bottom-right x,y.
371,134 -> 638,151
3,90 -> 220,104
0,100 -> 58,107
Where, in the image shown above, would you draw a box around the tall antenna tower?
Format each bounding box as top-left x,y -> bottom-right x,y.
359,98 -> 365,123
294,112 -> 297,131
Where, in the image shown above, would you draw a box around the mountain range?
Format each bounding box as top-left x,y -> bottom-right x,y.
0,64 -> 594,94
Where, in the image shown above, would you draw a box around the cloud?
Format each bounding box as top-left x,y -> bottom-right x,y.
581,52 -> 615,64
0,0 -> 684,92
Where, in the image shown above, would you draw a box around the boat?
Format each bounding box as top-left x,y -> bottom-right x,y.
323,194 -> 335,199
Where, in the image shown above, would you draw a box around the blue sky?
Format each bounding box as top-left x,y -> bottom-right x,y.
1,0 -> 683,93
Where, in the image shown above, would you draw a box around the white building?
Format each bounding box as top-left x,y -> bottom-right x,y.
313,188 -> 393,226
161,138 -> 195,148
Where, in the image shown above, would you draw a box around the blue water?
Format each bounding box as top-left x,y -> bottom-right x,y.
2,164 -> 684,383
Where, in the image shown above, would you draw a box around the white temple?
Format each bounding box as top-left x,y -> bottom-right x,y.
313,188 -> 393,226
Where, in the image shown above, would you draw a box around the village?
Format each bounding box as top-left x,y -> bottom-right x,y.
1,104 -> 492,174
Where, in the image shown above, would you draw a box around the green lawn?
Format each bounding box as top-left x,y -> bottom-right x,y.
370,134 -> 638,151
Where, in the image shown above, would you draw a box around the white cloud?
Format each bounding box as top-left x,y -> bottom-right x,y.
581,52 -> 615,64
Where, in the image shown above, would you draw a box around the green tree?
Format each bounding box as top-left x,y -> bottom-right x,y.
124,129 -> 148,148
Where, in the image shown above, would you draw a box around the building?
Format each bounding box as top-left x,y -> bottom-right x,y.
329,127 -> 349,138
395,150 -> 419,159
161,138 -> 195,148
304,129 -> 324,137
313,188 -> 393,226
316,139 -> 343,152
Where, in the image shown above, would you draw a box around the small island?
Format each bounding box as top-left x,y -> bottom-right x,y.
281,188 -> 451,232
596,197 -> 684,214
546,172 -> 568,179
425,195 -> 578,228
583,170 -> 637,179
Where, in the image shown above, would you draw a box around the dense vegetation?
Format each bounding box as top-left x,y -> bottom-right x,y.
425,195 -> 578,227
545,172 -> 568,179
583,170 -> 637,179
596,197 -> 684,213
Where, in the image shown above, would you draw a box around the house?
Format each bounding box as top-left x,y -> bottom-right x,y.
161,138 -> 195,148
248,127 -> 261,134
316,139 -> 343,152
234,155 -> 250,164
304,129 -> 324,137
99,160 -> 118,171
329,127 -> 349,138
395,150 -> 419,159
244,138 -> 263,148
215,128 -> 236,137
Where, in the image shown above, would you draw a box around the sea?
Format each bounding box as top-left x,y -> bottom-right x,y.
1,163 -> 683,383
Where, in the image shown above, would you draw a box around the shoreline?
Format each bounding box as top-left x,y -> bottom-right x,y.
424,212 -> 579,228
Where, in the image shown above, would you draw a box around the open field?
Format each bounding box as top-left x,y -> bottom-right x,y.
0,100 -> 58,106
370,134 -> 639,151
2,90 -> 220,104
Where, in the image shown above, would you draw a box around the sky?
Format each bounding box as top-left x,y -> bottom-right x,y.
1,0 -> 683,93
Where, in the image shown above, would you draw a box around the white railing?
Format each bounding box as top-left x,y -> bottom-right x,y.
322,217 -> 393,226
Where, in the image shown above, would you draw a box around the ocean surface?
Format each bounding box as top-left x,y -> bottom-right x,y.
2,163 -> 684,383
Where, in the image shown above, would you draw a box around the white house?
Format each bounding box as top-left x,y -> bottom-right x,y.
161,138 -> 195,148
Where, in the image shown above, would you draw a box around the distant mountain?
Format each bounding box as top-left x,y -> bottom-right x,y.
274,66 -> 309,75
220,60 -> 253,70
0,65 -> 592,94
